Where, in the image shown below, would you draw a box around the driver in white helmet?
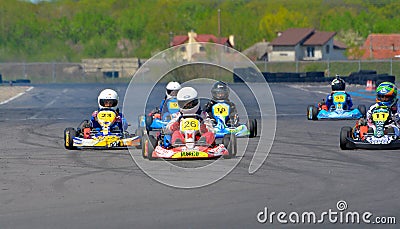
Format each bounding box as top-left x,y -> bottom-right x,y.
165,87 -> 215,145
148,81 -> 181,120
90,89 -> 128,131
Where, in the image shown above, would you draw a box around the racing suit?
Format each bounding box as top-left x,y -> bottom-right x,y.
366,102 -> 400,136
165,109 -> 215,145
324,92 -> 353,110
203,99 -> 238,125
90,108 -> 128,132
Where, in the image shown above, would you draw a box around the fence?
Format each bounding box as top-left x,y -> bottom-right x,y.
0,59 -> 399,84
254,59 -> 400,80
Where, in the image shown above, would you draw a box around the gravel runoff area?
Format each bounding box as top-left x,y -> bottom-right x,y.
0,85 -> 32,104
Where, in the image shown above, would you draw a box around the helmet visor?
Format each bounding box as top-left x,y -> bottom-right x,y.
377,94 -> 392,102
167,89 -> 178,97
100,99 -> 118,107
178,99 -> 199,110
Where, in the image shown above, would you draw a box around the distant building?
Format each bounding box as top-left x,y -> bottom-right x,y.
268,28 -> 347,62
171,30 -> 234,61
360,34 -> 400,59
242,41 -> 271,61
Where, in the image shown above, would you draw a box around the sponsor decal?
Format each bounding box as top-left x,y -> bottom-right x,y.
366,135 -> 395,144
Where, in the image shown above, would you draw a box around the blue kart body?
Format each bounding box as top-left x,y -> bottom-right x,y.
139,98 -> 180,130
310,92 -> 364,120
211,102 -> 252,138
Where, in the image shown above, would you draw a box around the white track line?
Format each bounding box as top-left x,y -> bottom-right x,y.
0,86 -> 34,105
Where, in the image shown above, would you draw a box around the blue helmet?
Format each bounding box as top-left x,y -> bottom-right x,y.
376,82 -> 397,107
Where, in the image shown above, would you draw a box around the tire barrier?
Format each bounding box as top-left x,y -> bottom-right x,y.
233,68 -> 396,85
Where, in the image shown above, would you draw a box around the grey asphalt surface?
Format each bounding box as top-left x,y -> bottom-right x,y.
0,83 -> 399,228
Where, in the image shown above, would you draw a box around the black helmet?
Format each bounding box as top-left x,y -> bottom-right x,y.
331,76 -> 345,91
211,81 -> 230,100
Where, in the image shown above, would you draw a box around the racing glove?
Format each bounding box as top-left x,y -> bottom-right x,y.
170,122 -> 180,131
91,111 -> 98,121
200,124 -> 208,134
115,115 -> 122,123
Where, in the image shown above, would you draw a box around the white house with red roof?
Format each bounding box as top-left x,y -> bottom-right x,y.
268,28 -> 347,62
171,30 -> 234,61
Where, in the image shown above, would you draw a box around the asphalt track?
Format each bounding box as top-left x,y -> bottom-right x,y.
0,83 -> 399,228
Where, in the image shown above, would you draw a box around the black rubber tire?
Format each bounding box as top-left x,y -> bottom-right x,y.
142,133 -> 157,160
222,134 -> 237,158
135,127 -> 145,149
307,105 -> 318,120
247,119 -> 255,138
64,127 -> 77,150
147,135 -> 157,160
340,126 -> 352,150
145,115 -> 153,131
358,105 -> 366,118
252,119 -> 257,137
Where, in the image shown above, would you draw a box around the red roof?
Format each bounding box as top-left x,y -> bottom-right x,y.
361,34 -> 400,59
303,31 -> 336,46
270,28 -> 315,46
172,35 -> 188,46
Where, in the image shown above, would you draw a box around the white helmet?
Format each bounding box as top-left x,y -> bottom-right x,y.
166,81 -> 182,99
177,87 -> 199,115
98,89 -> 119,109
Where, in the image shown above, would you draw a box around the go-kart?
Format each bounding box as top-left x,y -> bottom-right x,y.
340,106 -> 400,149
210,102 -> 257,138
307,91 -> 366,120
138,98 -> 180,131
64,109 -> 140,150
141,114 -> 236,160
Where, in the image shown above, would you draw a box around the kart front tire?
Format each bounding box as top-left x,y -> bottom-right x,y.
64,127 -> 77,150
307,105 -> 318,120
223,134 -> 237,158
340,126 -> 352,150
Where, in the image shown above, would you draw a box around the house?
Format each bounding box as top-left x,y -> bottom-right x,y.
268,28 -> 347,62
360,34 -> 400,59
171,30 -> 234,61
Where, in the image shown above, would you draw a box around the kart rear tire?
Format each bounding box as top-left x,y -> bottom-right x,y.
145,115 -> 153,131
340,126 -> 352,150
64,127 -> 77,150
223,134 -> 237,158
253,119 -> 257,137
307,105 -> 318,120
247,119 -> 256,138
358,105 -> 366,118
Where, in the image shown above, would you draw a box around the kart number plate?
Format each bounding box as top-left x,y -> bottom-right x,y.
181,151 -> 200,157
97,110 -> 116,123
180,118 -> 199,131
168,102 -> 178,109
372,112 -> 389,122
333,94 -> 345,103
212,103 -> 229,117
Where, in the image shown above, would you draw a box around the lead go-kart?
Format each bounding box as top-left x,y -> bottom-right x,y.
210,102 -> 257,138
340,106 -> 400,149
141,114 -> 237,160
64,109 -> 140,150
307,91 -> 366,120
